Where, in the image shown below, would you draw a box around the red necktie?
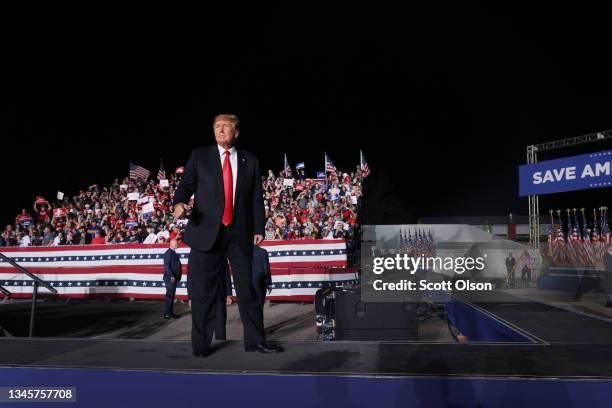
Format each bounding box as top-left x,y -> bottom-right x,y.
222,150 -> 233,226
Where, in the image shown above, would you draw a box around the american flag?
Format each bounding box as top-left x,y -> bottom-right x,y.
360,150 -> 371,177
398,228 -> 435,258
570,211 -> 580,243
565,212 -> 578,264
602,212 -> 611,244
552,225 -> 564,264
593,210 -> 600,242
283,154 -> 292,177
582,211 -> 595,266
157,162 -> 166,181
573,212 -> 588,266
324,152 -> 337,175
0,240 -> 351,302
129,162 -> 150,181
547,224 -> 554,257
407,230 -> 413,254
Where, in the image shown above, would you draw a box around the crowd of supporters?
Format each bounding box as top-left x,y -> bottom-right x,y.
0,166 -> 366,247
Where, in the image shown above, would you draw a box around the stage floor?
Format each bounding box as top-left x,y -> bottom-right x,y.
0,299 -> 455,342
2,337 -> 612,378
2,289 -> 612,378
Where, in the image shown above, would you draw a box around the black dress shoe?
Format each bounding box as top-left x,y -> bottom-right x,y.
163,314 -> 171,319
245,343 -> 282,353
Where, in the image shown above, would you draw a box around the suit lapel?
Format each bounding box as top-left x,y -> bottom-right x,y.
210,145 -> 223,193
234,150 -> 247,203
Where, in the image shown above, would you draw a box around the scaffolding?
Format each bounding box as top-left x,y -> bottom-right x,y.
527,130 -> 612,249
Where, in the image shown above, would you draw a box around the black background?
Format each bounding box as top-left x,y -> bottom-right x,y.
2,7 -> 611,226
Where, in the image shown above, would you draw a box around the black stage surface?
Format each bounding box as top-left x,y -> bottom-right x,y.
3,291 -> 612,379
1,338 -> 612,378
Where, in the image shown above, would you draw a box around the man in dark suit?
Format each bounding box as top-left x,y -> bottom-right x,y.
162,239 -> 182,319
252,244 -> 273,309
174,113 -> 281,356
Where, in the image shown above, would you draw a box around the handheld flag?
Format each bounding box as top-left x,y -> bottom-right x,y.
360,150 -> 371,177
324,152 -> 337,175
157,160 -> 166,181
284,154 -> 292,177
129,162 -> 150,180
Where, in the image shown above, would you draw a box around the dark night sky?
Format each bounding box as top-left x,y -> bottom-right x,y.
2,9 -> 612,225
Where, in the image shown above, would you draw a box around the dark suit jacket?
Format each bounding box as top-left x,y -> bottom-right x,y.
162,249 -> 182,282
173,145 -> 265,255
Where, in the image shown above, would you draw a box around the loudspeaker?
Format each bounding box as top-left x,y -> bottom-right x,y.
334,289 -> 418,341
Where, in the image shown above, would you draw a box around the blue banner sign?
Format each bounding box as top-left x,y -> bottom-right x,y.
518,150 -> 612,196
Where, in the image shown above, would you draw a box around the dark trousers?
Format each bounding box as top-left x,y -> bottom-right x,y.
164,280 -> 177,315
252,272 -> 267,311
214,272 -> 229,340
187,225 -> 264,351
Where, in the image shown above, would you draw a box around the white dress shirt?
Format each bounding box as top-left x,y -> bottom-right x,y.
217,144 -> 238,206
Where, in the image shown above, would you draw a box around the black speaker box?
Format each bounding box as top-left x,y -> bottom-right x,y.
334,289 -> 418,341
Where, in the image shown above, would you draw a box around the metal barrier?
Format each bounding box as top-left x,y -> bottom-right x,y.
0,252 -> 58,337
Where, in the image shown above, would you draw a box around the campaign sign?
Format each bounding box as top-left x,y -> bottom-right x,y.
141,202 -> 155,214
518,150 -> 612,196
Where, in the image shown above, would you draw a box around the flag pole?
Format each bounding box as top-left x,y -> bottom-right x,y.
360,149 -> 362,169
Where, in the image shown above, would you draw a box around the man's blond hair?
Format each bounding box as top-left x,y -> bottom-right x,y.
213,114 -> 240,129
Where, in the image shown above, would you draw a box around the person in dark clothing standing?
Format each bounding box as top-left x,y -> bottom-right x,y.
505,253 -> 516,287
162,239 -> 182,319
252,244 -> 273,309
173,113 -> 281,356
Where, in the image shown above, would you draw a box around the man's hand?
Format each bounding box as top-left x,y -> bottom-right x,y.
253,234 -> 264,245
226,296 -> 234,306
170,277 -> 176,284
173,203 -> 186,219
